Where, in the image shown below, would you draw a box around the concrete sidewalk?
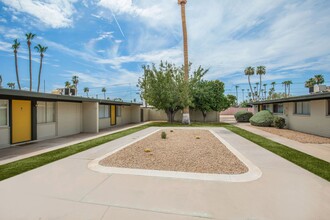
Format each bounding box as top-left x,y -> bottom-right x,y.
236,123 -> 330,163
0,127 -> 329,219
0,122 -> 151,165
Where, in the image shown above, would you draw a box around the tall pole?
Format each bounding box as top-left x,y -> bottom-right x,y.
178,0 -> 190,124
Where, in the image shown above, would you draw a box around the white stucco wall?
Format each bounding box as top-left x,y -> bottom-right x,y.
0,127 -> 10,148
57,102 -> 82,137
82,102 -> 99,133
116,105 -> 141,126
287,100 -> 330,137
37,123 -> 56,140
99,118 -> 110,129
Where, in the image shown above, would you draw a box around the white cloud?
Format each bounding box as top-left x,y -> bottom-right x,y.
1,0 -> 77,28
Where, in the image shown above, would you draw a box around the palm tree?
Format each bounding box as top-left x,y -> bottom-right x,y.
286,80 -> 293,96
34,44 -> 48,92
271,81 -> 276,90
263,84 -> 267,99
305,78 -> 316,93
244,66 -> 255,100
282,81 -> 287,97
178,0 -> 190,124
84,87 -> 89,97
256,66 -> 266,98
269,87 -> 275,100
0,75 -> 2,88
235,85 -> 239,105
72,75 -> 79,95
12,39 -> 21,90
314,74 -> 324,85
26,32 -> 36,91
65,81 -> 71,88
7,82 -> 15,89
242,89 -> 245,102
255,82 -> 259,99
102,87 -> 106,99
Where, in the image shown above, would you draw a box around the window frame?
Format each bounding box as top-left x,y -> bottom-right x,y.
99,104 -> 110,119
116,106 -> 121,117
273,103 -> 284,114
37,101 -> 55,124
294,101 -> 310,115
0,100 -> 9,127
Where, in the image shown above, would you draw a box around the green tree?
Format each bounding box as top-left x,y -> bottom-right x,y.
34,44 -> 48,92
12,39 -> 21,90
72,75 -> 79,95
138,61 -> 206,123
26,32 -> 36,91
7,82 -> 15,89
84,87 -> 89,97
256,66 -> 266,98
305,78 -> 316,93
102,87 -> 106,99
235,85 -> 239,105
314,74 -> 324,85
244,66 -> 255,100
65,81 -> 71,88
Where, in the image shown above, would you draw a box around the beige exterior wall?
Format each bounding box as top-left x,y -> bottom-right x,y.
0,127 -> 10,148
286,100 -> 330,137
144,108 -> 220,122
99,118 -> 110,130
82,102 -> 99,133
37,122 -> 56,140
116,105 -> 141,126
57,102 -> 82,137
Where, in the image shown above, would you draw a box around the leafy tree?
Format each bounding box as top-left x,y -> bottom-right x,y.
34,44 -> 48,92
138,61 -> 206,123
12,39 -> 21,90
26,32 -> 36,91
102,87 -> 106,99
226,94 -> 237,107
65,81 -> 71,88
114,98 -> 123,102
84,87 -> 89,97
305,78 -> 316,93
235,85 -> 239,105
244,66 -> 255,100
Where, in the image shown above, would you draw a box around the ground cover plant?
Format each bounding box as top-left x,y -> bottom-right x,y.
0,122 -> 329,182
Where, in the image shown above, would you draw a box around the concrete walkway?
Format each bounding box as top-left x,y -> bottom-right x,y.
0,127 -> 329,219
0,122 -> 150,165
236,123 -> 330,163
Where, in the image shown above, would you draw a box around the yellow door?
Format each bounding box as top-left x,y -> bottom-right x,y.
12,100 -> 31,144
111,105 -> 116,125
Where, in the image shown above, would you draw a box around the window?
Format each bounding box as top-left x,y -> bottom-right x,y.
327,99 -> 330,115
273,103 -> 284,114
295,101 -> 310,115
99,105 -> 109,118
262,104 -> 271,111
0,100 -> 8,126
37,101 -> 55,123
116,106 -> 121,117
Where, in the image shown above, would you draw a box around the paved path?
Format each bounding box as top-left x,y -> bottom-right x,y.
236,123 -> 330,163
0,122 -> 151,165
0,127 -> 329,219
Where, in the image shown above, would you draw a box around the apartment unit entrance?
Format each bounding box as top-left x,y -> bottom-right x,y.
110,105 -> 116,125
12,100 -> 32,144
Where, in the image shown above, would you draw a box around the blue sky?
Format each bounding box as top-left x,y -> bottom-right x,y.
0,0 -> 329,103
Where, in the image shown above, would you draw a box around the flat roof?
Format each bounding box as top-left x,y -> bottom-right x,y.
0,88 -> 141,106
252,92 -> 330,105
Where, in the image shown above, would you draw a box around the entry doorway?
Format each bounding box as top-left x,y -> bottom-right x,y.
110,105 -> 116,125
12,100 -> 32,144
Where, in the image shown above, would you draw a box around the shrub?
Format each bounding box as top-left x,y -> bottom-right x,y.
161,131 -> 167,139
234,110 -> 253,122
249,110 -> 274,127
273,116 -> 286,129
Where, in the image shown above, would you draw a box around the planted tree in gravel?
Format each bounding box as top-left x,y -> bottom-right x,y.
138,61 -> 206,123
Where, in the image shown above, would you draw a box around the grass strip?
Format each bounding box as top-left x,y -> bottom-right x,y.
223,124 -> 330,181
0,124 -> 149,181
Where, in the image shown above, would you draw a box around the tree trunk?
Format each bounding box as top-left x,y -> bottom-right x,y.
248,76 -> 254,100
259,75 -> 262,98
14,51 -> 21,90
202,111 -> 207,123
180,2 -> 190,124
28,41 -> 32,91
165,109 -> 177,123
37,54 -> 43,92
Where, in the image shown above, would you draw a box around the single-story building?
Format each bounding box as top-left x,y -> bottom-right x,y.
252,92 -> 330,138
0,89 -> 141,149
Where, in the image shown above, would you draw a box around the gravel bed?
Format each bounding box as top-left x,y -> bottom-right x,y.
100,129 -> 248,174
253,126 -> 330,144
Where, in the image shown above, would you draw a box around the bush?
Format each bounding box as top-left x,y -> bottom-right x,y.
273,116 -> 286,129
234,110 -> 253,122
249,110 -> 274,127
161,131 -> 167,139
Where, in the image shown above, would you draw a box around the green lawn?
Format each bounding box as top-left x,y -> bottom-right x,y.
0,122 -> 329,182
